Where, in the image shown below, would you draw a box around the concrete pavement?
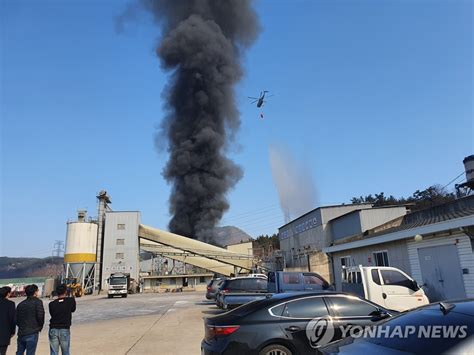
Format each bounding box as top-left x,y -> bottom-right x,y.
7,292 -> 220,355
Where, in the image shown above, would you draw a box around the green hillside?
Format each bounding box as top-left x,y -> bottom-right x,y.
0,256 -> 63,278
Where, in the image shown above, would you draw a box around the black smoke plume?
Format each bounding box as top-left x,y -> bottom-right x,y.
143,1 -> 260,242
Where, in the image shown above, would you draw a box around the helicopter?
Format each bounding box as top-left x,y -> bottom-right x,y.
248,90 -> 271,108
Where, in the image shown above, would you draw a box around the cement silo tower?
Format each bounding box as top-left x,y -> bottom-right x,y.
456,155 -> 474,196
64,210 -> 99,294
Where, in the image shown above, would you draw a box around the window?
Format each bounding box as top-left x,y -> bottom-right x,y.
117,224 -> 125,230
226,279 -> 243,291
340,256 -> 351,267
303,274 -> 325,286
282,273 -> 300,284
199,276 -> 206,283
340,256 -> 351,280
371,269 -> 381,285
282,297 -> 328,319
328,296 -> 378,317
373,251 -> 389,266
116,238 -> 125,245
115,253 -> 124,259
255,278 -> 268,291
380,270 -> 416,290
269,303 -> 286,317
240,278 -> 268,291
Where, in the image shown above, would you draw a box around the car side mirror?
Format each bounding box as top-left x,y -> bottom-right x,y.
412,280 -> 420,291
370,309 -> 390,321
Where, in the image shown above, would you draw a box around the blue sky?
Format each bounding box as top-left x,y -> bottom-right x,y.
1,0 -> 472,257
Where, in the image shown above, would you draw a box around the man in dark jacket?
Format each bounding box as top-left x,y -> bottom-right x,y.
48,284 -> 76,355
0,286 -> 16,355
16,284 -> 44,355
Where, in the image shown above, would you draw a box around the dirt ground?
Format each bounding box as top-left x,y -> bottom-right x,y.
7,291 -> 221,355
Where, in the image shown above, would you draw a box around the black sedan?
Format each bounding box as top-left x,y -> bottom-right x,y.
320,299 -> 474,355
201,291 -> 395,355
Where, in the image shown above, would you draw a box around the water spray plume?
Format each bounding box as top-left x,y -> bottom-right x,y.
269,144 -> 318,223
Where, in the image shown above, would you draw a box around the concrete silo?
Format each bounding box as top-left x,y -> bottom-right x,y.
64,210 -> 99,294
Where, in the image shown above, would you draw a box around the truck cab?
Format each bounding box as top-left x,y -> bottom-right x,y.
107,273 -> 129,298
342,265 -> 429,311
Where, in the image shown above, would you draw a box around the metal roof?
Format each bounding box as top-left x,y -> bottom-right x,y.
278,203 -> 373,230
323,196 -> 474,253
138,225 -> 253,276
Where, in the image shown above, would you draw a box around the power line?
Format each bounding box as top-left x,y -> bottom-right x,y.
225,203 -> 280,219
224,211 -> 284,226
441,171 -> 465,190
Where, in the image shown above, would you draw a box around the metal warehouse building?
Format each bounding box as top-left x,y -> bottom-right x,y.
324,195 -> 474,302
279,196 -> 474,302
278,203 -> 408,282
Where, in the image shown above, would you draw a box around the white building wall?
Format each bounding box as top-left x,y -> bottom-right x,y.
101,211 -> 141,289
407,233 -> 474,298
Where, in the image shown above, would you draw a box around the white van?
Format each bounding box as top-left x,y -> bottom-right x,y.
341,265 -> 429,312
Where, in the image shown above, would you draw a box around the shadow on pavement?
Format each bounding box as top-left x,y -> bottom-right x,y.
202,309 -> 226,315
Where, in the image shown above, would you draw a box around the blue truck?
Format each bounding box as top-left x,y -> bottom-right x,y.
216,271 -> 332,310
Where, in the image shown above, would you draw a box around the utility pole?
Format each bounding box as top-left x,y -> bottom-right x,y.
52,240 -> 65,257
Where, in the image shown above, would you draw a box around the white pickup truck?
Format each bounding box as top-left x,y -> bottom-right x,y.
341,265 -> 429,312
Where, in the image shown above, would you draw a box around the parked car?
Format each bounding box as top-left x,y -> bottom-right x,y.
215,276 -> 268,309
207,278 -> 226,300
268,271 -> 332,293
320,299 -> 474,355
341,265 -> 429,311
202,292 -> 395,355
216,271 -> 332,310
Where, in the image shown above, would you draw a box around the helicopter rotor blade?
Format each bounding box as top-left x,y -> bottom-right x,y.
251,100 -> 258,104
248,97 -> 259,99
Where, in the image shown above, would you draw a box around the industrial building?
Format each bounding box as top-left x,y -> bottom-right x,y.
278,155 -> 474,302
278,203 -> 408,282
324,195 -> 474,301
63,192 -> 258,294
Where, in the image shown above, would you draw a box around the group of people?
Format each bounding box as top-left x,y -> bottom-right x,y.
0,284 -> 76,355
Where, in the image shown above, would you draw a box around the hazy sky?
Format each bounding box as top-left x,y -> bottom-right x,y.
1,0 -> 472,257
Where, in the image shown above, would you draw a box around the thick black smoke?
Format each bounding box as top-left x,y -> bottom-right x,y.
143,1 -> 260,242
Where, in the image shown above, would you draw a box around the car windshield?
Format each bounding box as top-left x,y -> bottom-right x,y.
364,308 -> 474,353
110,278 -> 127,285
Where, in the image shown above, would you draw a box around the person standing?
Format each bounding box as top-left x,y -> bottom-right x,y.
48,284 -> 76,355
0,286 -> 16,355
16,284 -> 44,355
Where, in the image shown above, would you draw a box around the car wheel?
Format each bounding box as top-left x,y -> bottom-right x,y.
107,295 -> 112,299
259,344 -> 292,355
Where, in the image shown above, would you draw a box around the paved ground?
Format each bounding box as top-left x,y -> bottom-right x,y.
7,292 -> 223,355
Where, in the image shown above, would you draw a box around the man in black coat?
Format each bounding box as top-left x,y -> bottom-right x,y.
0,286 -> 16,355
48,284 -> 76,355
16,284 -> 44,355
